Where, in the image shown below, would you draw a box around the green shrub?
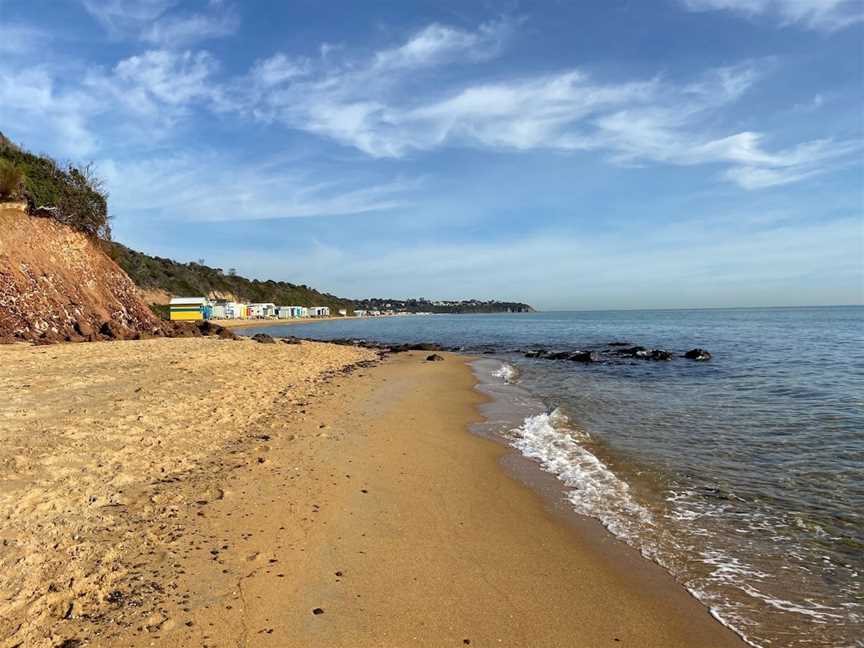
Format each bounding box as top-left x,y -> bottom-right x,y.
0,159 -> 24,199
0,132 -> 111,239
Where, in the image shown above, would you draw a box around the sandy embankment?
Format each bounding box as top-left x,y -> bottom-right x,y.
1,342 -> 745,648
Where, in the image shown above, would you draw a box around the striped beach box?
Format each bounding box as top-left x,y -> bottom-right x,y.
169,297 -> 209,321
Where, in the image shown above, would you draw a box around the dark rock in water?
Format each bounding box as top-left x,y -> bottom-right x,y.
614,345 -> 646,356
570,350 -> 600,363
547,351 -> 572,360
607,341 -> 631,347
251,333 -> 275,344
647,349 -> 673,361
281,336 -> 301,345
684,348 -> 712,361
613,345 -> 672,360
426,354 -> 445,362
524,349 -> 549,359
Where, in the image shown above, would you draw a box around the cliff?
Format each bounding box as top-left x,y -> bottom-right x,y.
0,203 -> 159,343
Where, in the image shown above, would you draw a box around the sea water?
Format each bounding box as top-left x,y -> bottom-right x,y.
242,307 -> 864,647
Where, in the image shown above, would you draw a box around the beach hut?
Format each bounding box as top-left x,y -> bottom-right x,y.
211,303 -> 227,319
276,306 -> 294,319
169,297 -> 209,321
225,302 -> 247,319
309,306 -> 330,318
249,303 -> 276,318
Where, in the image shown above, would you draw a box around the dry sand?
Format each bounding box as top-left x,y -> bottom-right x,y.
1,342 -> 745,648
0,337 -> 376,648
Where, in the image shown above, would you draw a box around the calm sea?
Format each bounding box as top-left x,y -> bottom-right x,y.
242,307 -> 864,648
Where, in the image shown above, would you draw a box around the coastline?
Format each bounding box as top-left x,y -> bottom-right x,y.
209,315 -> 365,328
0,341 -> 745,647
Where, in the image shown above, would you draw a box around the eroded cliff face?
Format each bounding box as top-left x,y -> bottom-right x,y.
0,204 -> 159,343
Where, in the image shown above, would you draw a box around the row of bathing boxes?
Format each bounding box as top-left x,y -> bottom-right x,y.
168,297 -> 331,321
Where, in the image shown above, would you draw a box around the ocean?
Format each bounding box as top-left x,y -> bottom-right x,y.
241,307 -> 863,648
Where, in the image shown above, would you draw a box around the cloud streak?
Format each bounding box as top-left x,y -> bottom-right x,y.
679,0 -> 864,31
239,28 -> 858,189
100,153 -> 416,221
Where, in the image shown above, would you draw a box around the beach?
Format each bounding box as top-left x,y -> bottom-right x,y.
0,338 -> 745,648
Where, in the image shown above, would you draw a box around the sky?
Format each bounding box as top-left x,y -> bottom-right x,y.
1,0 -> 862,310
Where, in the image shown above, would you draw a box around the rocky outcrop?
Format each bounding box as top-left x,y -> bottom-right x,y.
0,206 -> 159,343
684,348 -> 712,361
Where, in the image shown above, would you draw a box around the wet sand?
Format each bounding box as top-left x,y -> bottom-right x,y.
1,343 -> 745,647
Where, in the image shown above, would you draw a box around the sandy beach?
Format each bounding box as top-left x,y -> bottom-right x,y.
207,316 -> 359,329
0,339 -> 745,648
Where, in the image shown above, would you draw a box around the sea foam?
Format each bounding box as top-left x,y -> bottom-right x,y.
492,362 -> 517,383
508,409 -> 652,540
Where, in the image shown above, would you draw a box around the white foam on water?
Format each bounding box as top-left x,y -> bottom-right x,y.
507,409 -> 652,542
505,409 -> 770,648
492,362 -> 518,383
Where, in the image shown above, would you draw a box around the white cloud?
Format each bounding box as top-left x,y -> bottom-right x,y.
141,5 -> 240,45
81,0 -> 239,45
0,24 -> 46,54
372,19 -> 512,70
110,50 -> 219,108
101,154 -> 415,221
680,0 -> 864,31
0,67 -> 98,156
80,0 -> 176,36
249,54 -> 311,87
3,16 -> 858,192
240,33 -> 858,189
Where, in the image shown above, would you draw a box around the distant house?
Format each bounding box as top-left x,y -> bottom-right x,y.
169,297 -> 210,321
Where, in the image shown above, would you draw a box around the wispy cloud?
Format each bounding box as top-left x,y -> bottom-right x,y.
0,66 -> 99,156
372,19 -> 513,70
2,15 -> 857,191
239,28 -> 859,189
0,24 -> 47,54
80,0 -> 239,45
80,0 -> 176,37
141,4 -> 240,46
679,0 -> 864,31
100,154 -> 416,221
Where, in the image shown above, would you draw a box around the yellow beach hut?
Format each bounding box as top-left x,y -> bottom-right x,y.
169,297 -> 209,321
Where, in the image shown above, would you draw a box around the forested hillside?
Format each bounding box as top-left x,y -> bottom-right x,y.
107,242 -> 357,311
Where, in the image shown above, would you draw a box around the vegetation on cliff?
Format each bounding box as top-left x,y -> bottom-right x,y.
107,242 -> 357,311
0,132 -> 111,239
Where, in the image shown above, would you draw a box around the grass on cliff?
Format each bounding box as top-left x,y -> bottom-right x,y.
0,132 -> 110,239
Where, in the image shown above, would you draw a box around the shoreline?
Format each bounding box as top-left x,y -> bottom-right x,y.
0,340 -> 745,647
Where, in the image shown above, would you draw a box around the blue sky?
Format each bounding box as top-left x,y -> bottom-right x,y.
1,0 -> 862,309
